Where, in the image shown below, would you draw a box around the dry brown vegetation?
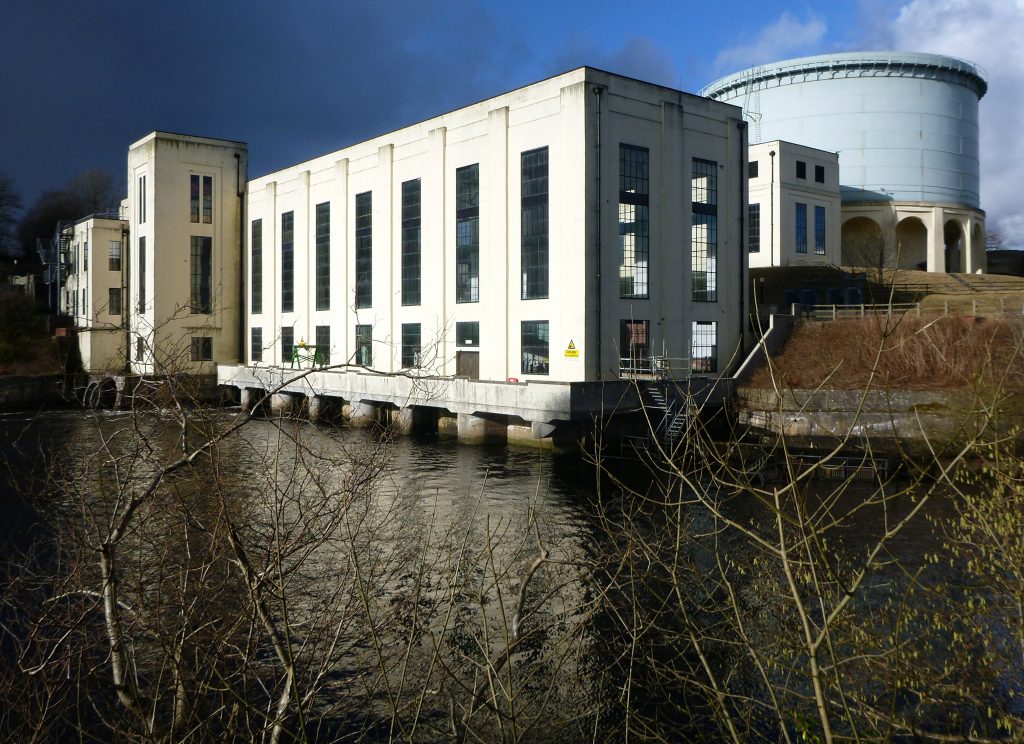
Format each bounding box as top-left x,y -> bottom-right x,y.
748,314 -> 1024,392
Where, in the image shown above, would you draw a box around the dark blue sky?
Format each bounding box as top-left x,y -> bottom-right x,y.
4,0 -> 1019,241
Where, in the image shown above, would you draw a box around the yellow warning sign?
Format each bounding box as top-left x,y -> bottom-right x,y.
565,339 -> 579,358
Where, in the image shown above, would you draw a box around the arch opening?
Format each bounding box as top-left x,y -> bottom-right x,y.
895,217 -> 928,270
944,220 -> 964,273
841,217 -> 886,269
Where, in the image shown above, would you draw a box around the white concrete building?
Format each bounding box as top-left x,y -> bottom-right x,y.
126,132 -> 248,375
58,213 -> 129,372
747,141 -> 841,269
243,67 -> 748,391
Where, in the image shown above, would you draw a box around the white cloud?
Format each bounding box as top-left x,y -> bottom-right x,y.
881,0 -> 1024,245
714,11 -> 827,74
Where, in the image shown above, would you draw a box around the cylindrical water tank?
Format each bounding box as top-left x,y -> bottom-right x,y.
701,52 -> 987,208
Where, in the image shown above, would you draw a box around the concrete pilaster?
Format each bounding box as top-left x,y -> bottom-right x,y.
925,207 -> 943,273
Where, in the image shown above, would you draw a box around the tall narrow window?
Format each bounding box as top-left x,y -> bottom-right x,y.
401,179 -> 421,306
251,219 -> 262,314
692,158 -> 718,302
456,164 -> 479,303
136,336 -> 144,362
190,236 -> 213,314
109,240 -> 121,271
815,164 -> 825,183
748,203 -> 761,253
355,192 -> 372,309
796,161 -> 807,179
84,242 -> 88,272
795,203 -> 808,253
619,145 -> 649,299
281,327 -> 294,365
355,324 -> 372,366
190,175 -> 200,223
108,288 -> 121,316
202,175 -> 213,223
138,175 -> 146,223
401,323 -> 421,368
521,320 -> 549,376
315,325 -> 330,365
814,205 -> 826,255
691,321 -> 718,373
521,147 -> 549,299
138,237 -> 146,312
190,337 -> 213,361
748,161 -> 759,178
620,320 -> 650,372
315,201 -> 330,311
281,211 -> 294,312
251,327 -> 263,362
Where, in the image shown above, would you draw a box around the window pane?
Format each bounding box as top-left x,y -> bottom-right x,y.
315,325 -> 330,365
108,240 -> 121,271
619,145 -> 649,299
521,147 -> 548,299
281,211 -> 294,312
281,327 -> 294,364
748,203 -> 760,253
190,236 -> 212,314
355,192 -> 372,308
138,237 -> 146,312
814,205 -> 826,255
456,165 -> 479,303
795,203 -> 807,253
401,179 -> 421,306
455,321 -> 479,347
355,324 -> 372,366
251,327 -> 263,362
202,175 -> 213,223
692,159 -> 718,301
251,219 -> 262,314
190,174 -> 200,223
190,336 -> 212,361
521,320 -> 549,376
108,288 -> 121,316
691,321 -> 717,373
401,323 -> 421,367
315,202 -> 330,311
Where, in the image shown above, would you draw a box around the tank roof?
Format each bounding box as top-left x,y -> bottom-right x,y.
701,51 -> 987,100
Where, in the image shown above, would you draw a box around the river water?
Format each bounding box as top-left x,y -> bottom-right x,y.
0,408 -> 1020,741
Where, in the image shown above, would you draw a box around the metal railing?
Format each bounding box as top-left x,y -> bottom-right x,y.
795,296 -> 1024,322
619,356 -> 693,380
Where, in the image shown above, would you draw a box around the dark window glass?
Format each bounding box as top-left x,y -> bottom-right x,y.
691,321 -> 717,373
355,192 -> 372,309
108,288 -> 121,316
692,158 -> 718,302
619,144 -> 649,299
251,219 -> 262,314
190,336 -> 212,362
190,174 -> 200,223
620,319 -> 650,372
202,175 -> 213,223
456,321 -> 479,347
521,147 -> 548,299
748,160 -> 759,178
281,327 -> 294,364
138,236 -> 146,312
251,327 -> 263,362
795,202 -> 808,253
456,164 -> 479,303
401,323 -> 421,368
84,243 -> 88,272
796,160 -> 807,179
136,336 -> 144,362
815,164 -> 825,183
315,202 -> 330,311
138,176 -> 146,223
814,205 -> 826,255
748,203 -> 761,253
109,240 -> 121,271
355,324 -> 372,366
401,179 -> 421,306
521,320 -> 549,376
315,325 -> 330,365
190,236 -> 212,314
281,211 -> 294,312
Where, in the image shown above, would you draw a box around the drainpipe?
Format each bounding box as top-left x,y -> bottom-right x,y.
769,149 -> 776,266
122,223 -> 131,374
235,152 -> 245,363
593,84 -> 604,380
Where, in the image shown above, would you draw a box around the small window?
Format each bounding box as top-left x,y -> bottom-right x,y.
748,161 -> 759,178
136,336 -> 144,361
108,240 -> 122,271
190,175 -> 200,223
401,323 -> 421,368
814,164 -> 825,183
281,327 -> 294,364
251,327 -> 263,362
84,242 -> 88,272
202,175 -> 213,223
108,288 -> 122,315
355,324 -> 372,366
138,175 -> 146,224
748,203 -> 760,253
190,336 -> 212,362
796,161 -> 807,179
456,321 -> 479,347
521,320 -> 549,376
315,325 -> 330,365
691,321 -> 717,374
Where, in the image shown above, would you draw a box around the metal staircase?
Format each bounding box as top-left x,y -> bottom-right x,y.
646,383 -> 690,447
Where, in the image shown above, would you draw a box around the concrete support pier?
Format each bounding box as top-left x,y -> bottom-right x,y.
270,392 -> 300,416
347,400 -> 376,427
307,395 -> 331,422
457,413 -> 507,445
240,388 -> 263,413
